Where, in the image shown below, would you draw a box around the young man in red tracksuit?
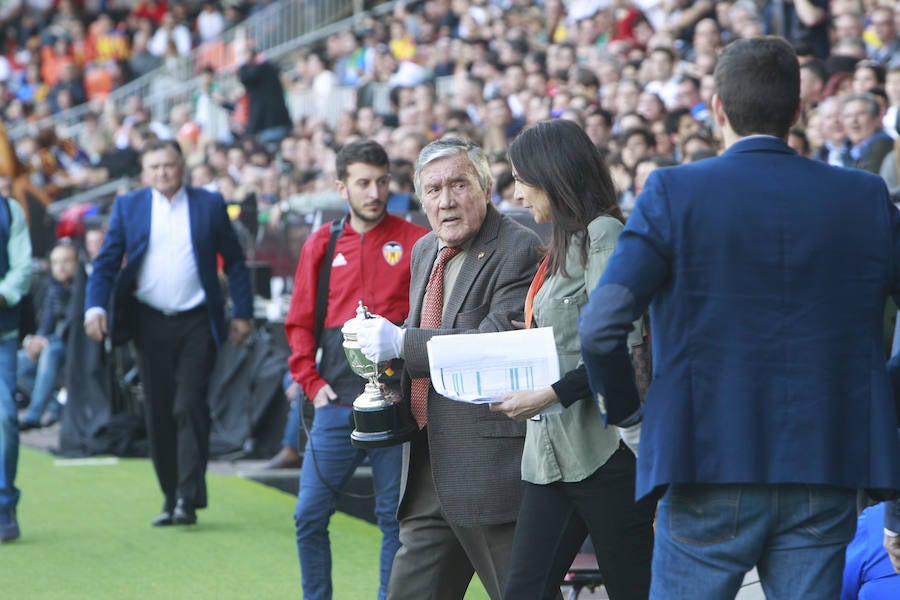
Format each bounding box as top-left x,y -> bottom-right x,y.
284,140 -> 427,600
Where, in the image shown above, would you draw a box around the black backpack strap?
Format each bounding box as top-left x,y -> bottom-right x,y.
313,216 -> 346,347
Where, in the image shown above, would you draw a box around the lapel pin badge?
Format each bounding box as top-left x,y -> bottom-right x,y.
477,251 -> 485,259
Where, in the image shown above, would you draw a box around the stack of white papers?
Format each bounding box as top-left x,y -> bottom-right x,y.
426,328 -> 560,404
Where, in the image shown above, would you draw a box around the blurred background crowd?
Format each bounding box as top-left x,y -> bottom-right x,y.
0,0 -> 898,293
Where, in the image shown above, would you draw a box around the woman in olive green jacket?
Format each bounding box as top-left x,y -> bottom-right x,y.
491,119 -> 654,600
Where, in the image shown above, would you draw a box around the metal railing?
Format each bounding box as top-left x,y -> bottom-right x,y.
18,0 -> 467,216
45,177 -> 132,219
8,0 -> 367,142
18,1 -> 406,210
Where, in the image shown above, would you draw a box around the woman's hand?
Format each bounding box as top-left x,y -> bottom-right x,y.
490,387 -> 559,421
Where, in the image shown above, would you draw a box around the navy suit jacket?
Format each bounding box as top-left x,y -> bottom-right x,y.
580,136 -> 900,500
86,186 -> 252,348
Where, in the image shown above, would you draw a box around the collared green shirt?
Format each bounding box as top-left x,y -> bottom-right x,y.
521,215 -> 642,484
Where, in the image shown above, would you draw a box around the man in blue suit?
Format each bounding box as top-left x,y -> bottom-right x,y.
85,139 -> 252,527
579,37 -> 900,599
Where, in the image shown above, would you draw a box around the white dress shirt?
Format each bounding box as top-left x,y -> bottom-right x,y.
134,187 -> 206,312
196,10 -> 226,42
883,105 -> 899,140
148,24 -> 192,57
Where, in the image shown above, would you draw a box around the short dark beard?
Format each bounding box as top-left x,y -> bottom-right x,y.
349,203 -> 386,224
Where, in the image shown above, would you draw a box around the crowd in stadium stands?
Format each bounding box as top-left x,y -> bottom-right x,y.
3,0 -> 900,591
0,1 -> 259,209
0,1 -> 243,115
1,0 -> 900,264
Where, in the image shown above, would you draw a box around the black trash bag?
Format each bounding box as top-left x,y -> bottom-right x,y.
207,326 -> 289,460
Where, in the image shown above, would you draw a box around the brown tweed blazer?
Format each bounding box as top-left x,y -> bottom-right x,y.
399,204 -> 542,527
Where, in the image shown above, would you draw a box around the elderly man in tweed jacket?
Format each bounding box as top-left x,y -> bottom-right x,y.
357,137 -> 541,599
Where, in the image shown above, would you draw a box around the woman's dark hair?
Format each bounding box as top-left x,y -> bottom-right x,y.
855,60 -> 886,86
507,119 -> 623,278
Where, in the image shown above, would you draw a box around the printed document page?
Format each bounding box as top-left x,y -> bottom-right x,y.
426,327 -> 560,404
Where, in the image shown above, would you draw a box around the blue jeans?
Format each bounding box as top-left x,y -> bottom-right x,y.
282,372 -> 300,450
0,335 -> 20,509
17,336 -> 64,424
282,399 -> 300,450
294,402 -> 401,600
652,483 -> 857,600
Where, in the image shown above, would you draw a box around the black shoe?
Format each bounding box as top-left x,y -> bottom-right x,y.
14,389 -> 29,411
172,499 -> 197,525
18,420 -> 40,432
151,508 -> 174,527
262,446 -> 303,470
0,508 -> 20,543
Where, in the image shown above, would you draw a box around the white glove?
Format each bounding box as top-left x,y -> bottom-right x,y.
356,317 -> 405,363
617,421 -> 641,458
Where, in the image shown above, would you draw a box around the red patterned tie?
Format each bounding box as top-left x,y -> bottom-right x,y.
410,246 -> 462,428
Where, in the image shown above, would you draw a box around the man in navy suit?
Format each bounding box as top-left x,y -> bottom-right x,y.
85,139 -> 252,527
580,37 -> 900,598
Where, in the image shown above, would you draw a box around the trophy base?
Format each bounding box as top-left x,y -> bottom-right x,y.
351,403 -> 418,449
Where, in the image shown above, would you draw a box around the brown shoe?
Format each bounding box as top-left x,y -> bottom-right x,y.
262,447 -> 302,469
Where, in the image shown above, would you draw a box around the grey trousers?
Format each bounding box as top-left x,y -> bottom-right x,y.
387,442 -> 517,600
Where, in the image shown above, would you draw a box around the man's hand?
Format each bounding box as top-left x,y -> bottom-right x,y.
229,318 -> 252,346
84,312 -> 108,343
312,384 -> 337,408
356,317 -> 405,363
23,334 -> 48,363
490,387 -> 559,421
886,533 -> 900,573
236,43 -> 252,66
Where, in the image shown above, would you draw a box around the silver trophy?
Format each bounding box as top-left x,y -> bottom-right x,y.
342,301 -> 417,448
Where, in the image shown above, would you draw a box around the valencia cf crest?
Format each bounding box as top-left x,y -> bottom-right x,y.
383,242 -> 403,266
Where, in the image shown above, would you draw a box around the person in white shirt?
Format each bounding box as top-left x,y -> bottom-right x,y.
196,1 -> 226,43
84,139 -> 252,527
147,11 -> 192,57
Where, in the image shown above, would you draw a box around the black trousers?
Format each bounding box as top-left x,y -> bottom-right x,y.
133,303 -> 216,509
503,445 -> 655,600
